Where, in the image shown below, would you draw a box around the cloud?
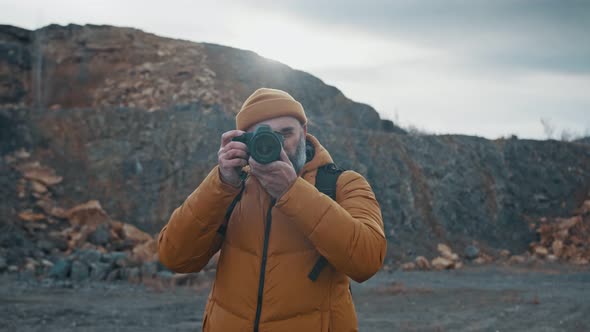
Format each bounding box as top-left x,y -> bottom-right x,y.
238,0 -> 590,75
1,0 -> 589,139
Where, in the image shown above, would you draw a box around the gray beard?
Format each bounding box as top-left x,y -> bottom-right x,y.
289,135 -> 307,174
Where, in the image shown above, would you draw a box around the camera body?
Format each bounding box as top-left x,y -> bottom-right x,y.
232,124 -> 284,164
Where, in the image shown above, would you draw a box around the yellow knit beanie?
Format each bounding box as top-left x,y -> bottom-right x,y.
236,88 -> 307,131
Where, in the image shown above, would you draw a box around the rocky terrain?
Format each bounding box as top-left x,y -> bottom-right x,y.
1,23 -> 590,276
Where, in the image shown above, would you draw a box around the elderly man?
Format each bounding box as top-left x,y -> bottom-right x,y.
158,88 -> 386,332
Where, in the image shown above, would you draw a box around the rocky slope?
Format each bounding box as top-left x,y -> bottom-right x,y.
1,24 -> 590,270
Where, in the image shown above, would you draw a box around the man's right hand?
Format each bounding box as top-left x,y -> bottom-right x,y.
218,130 -> 249,187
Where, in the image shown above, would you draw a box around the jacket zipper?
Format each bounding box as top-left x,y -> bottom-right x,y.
253,199 -> 275,332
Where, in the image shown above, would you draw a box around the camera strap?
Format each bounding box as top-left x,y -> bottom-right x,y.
307,163 -> 344,281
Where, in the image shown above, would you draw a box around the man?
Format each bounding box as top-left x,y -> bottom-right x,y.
158,88 -> 386,332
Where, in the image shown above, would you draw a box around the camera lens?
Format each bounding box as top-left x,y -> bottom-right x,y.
252,132 -> 281,163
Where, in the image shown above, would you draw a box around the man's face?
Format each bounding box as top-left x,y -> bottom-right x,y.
248,116 -> 307,173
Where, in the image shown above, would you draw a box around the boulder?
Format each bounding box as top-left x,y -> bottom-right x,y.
401,262 -> 416,271
551,240 -> 564,257
48,258 -> 71,279
509,255 -> 527,264
464,245 -> 480,260
89,262 -> 111,281
23,167 -> 63,186
66,200 -> 110,226
132,238 -> 157,262
30,181 -> 48,193
88,223 -> 111,246
415,256 -> 431,270
70,260 -> 89,281
431,257 -> 454,270
122,223 -> 152,245
18,210 -> 45,222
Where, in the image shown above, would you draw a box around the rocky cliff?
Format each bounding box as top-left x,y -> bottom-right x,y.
2,24 -> 589,266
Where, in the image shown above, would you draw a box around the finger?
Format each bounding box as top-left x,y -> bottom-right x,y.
220,130 -> 246,147
249,157 -> 268,174
221,141 -> 249,153
279,149 -> 292,166
223,158 -> 248,169
221,149 -> 249,161
248,156 -> 259,168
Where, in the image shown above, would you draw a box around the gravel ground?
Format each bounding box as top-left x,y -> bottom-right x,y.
1,263 -> 589,331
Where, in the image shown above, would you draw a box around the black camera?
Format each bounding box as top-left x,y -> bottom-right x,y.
232,124 -> 284,164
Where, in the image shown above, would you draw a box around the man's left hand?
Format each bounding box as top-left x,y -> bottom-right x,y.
249,149 -> 297,199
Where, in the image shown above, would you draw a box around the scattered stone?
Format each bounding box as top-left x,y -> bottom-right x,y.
437,244 -> 453,258
30,180 -> 48,193
106,268 -> 121,281
89,262 -> 111,281
401,262 -> 416,271
23,168 -> 63,186
14,148 -> 30,159
66,200 -> 110,227
509,255 -> 527,264
18,210 -> 45,222
40,259 -> 54,268
415,256 -> 431,270
431,257 -> 454,270
88,223 -> 111,246
551,240 -> 564,257
70,261 -> 89,281
464,245 -> 480,260
546,255 -> 558,262
473,257 -> 487,265
122,223 -> 152,245
533,246 -> 549,257
36,200 -> 68,219
48,258 -> 71,279
132,238 -> 157,262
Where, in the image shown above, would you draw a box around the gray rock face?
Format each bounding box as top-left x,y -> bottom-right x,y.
1,24 -> 590,263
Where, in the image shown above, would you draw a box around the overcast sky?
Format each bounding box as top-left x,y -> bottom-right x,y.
2,0 -> 589,139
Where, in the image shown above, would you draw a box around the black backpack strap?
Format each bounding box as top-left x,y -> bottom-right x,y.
217,173 -> 247,236
308,163 -> 344,281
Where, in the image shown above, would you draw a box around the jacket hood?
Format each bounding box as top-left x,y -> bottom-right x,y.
300,133 -> 333,176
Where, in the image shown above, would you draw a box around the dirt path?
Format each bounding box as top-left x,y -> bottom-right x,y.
1,264 -> 589,331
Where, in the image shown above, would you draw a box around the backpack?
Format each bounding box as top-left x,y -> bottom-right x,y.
218,163 -> 344,282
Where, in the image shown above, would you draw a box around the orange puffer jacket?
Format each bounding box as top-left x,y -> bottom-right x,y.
158,134 -> 386,332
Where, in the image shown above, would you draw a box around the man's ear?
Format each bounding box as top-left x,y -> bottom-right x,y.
302,124 -> 308,136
